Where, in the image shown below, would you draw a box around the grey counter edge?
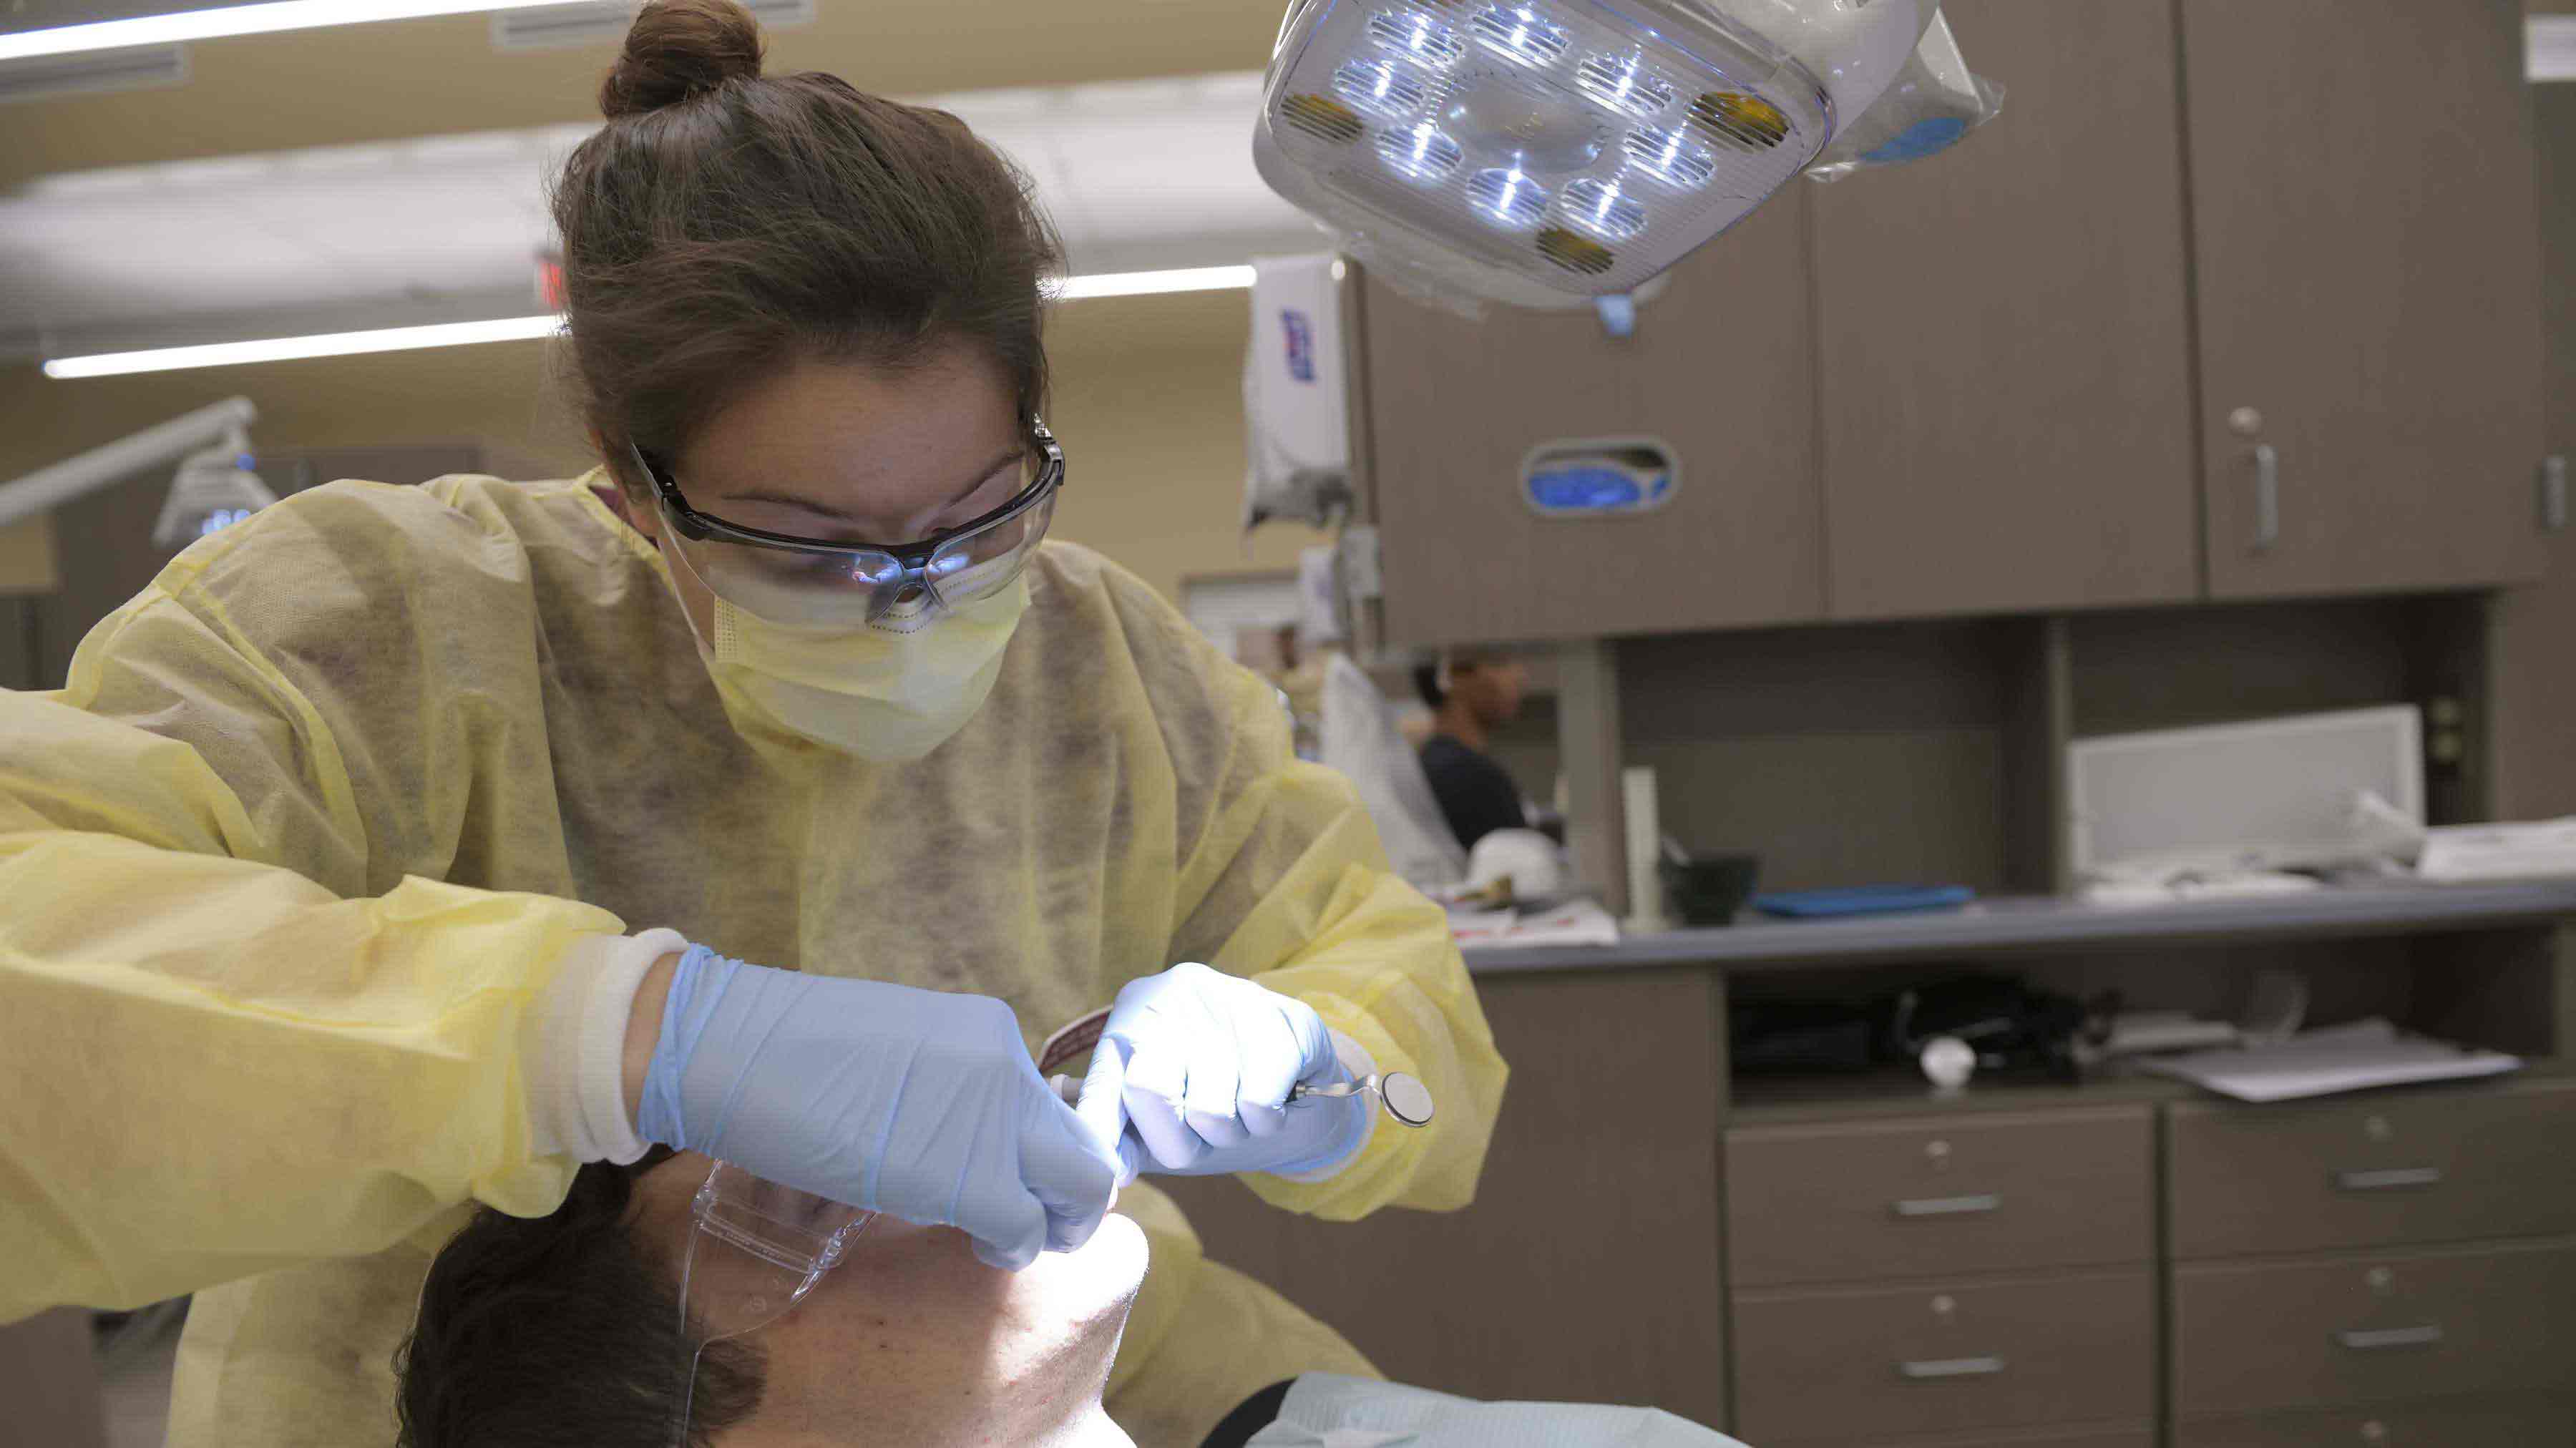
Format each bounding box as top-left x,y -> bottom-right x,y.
1463,878 -> 2576,977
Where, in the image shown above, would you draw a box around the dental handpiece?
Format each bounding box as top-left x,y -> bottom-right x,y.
1048,1070 -> 1435,1128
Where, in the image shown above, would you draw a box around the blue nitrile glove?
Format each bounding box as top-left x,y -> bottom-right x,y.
1078,962 -> 1371,1183
636,944 -> 1120,1271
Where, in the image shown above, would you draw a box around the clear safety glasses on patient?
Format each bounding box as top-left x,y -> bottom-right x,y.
673,1161 -> 875,1445
633,422 -> 1065,628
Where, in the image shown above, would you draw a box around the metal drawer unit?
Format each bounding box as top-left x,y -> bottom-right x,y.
1731,1270 -> 2156,1444
1727,1107 -> 2155,1287
2172,1238 -> 2576,1416
2167,1077 -> 2576,1260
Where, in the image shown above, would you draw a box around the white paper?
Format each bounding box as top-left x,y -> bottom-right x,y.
1451,899 -> 1621,950
2416,817 -> 2576,883
2137,1019 -> 2520,1103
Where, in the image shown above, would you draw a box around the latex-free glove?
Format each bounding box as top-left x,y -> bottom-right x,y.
636,944 -> 1119,1271
1083,961 -> 1371,1182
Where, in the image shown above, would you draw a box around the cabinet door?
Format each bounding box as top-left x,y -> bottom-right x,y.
2489,82 -> 2576,820
1360,194 -> 1822,647
1811,0 -> 2200,620
2182,0 -> 2548,598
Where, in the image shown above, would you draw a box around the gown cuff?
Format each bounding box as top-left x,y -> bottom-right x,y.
527,926 -> 690,1164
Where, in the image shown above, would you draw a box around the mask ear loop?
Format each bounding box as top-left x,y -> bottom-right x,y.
670,1162 -> 874,1447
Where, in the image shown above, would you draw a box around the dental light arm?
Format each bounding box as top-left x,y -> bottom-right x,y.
0,398 -> 258,533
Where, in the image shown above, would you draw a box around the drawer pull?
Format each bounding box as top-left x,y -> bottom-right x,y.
2336,1324 -> 2444,1351
1898,1356 -> 2006,1379
1893,1193 -> 2001,1218
2336,1167 -> 2442,1193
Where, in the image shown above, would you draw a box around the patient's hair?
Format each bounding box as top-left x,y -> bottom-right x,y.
396,1158 -> 766,1448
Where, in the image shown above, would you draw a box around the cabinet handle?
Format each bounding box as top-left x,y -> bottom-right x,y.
2336,1324 -> 2443,1351
1893,1193 -> 2002,1218
1899,1356 -> 2007,1379
2336,1167 -> 2442,1192
2545,456 -> 2568,533
2251,443 -> 2280,552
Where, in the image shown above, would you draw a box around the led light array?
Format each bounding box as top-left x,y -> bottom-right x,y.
1269,0 -> 1829,294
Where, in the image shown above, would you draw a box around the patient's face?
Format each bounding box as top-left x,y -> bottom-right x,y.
629,1151 -> 1149,1447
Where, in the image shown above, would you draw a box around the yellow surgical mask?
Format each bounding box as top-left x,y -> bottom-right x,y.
663,542 -> 1030,760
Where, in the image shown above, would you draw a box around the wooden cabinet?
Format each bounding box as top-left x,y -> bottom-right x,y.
1725,1104 -> 2157,1446
2180,0 -> 2549,599
2172,1238 -> 2576,1417
1358,195 -> 1823,647
1859,1432 -> 2155,1448
1809,0 -> 2200,620
1731,1270 -> 2155,1444
1727,1107 -> 2152,1287
2174,1396 -> 2576,1448
1154,970 -> 1733,1429
1352,1 -> 2552,638
2488,82 -> 2576,821
2165,1077 -> 2576,1260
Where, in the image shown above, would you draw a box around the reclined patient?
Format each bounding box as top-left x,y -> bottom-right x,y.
397,1148 -> 1745,1447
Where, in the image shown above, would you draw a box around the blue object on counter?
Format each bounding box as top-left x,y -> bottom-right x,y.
1752,884 -> 1976,919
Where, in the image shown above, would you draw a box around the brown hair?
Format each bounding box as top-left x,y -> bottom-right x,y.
554,0 -> 1062,494
396,1162 -> 765,1448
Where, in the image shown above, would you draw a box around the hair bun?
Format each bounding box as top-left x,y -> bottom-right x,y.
599,0 -> 764,119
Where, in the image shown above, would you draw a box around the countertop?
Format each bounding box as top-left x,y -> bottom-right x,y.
1461,876 -> 2576,976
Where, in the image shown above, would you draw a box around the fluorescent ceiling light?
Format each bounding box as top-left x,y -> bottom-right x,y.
1053,265 -> 1256,300
43,315 -> 565,378
0,0 -> 570,62
42,267 -> 1257,378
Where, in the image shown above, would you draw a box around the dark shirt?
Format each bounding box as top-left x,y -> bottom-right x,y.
1201,1379 -> 1296,1448
1419,733 -> 1527,851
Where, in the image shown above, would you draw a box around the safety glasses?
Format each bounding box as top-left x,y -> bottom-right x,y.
673,1161 -> 874,1445
633,421 -> 1065,628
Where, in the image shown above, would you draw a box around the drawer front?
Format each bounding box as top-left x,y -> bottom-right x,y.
1727,1107 -> 2152,1287
1859,1430 -> 2155,1448
2172,1239 -> 2576,1415
2167,1077 -> 2576,1259
1733,1270 -> 2154,1442
2175,1395 -> 2576,1447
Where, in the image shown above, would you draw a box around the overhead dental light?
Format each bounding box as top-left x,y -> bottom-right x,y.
1253,0 -> 1991,308
0,398 -> 277,548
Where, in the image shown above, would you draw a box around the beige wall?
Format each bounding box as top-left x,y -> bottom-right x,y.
0,287 -> 1326,607
1040,291 -> 1335,601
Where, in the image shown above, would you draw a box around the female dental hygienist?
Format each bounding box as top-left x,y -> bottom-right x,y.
0,3 -> 1506,1441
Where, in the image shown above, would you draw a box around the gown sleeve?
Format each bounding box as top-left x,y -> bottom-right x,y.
1,487 -> 627,1324
1148,605 -> 1508,1220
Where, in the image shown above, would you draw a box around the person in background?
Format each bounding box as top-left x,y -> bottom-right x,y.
1413,650 -> 1533,852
